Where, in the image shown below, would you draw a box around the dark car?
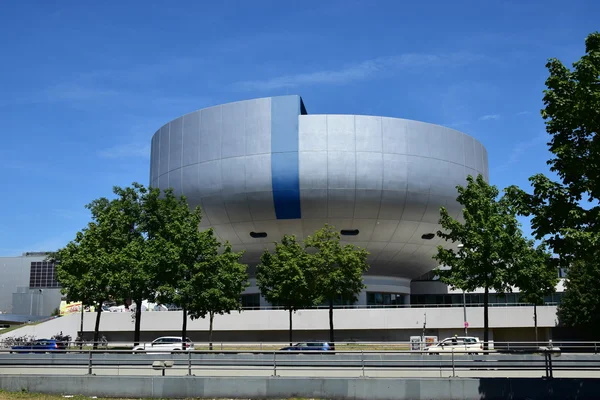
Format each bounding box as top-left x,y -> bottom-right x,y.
279,341 -> 333,353
11,339 -> 67,353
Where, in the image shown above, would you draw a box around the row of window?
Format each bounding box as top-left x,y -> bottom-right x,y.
241,291 -> 565,309
366,292 -> 406,305
410,292 -> 564,306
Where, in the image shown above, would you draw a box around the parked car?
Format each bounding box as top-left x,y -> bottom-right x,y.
279,341 -> 333,353
132,336 -> 194,353
11,339 -> 67,353
424,336 -> 482,354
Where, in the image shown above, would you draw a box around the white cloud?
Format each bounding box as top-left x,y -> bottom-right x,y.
495,133 -> 548,172
479,114 -> 500,121
98,143 -> 150,159
235,52 -> 484,91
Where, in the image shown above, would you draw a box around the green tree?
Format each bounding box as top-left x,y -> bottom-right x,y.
187,234 -> 248,350
90,184 -> 160,346
53,222 -> 114,349
556,260 -> 600,328
512,241 -> 558,342
506,32 -> 600,328
256,235 -> 316,345
144,188 -> 203,347
304,224 -> 369,347
434,174 -> 534,349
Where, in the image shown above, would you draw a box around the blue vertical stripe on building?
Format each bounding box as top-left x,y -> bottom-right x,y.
271,95 -> 302,219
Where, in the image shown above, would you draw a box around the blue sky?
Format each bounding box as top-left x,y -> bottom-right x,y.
0,0 -> 598,255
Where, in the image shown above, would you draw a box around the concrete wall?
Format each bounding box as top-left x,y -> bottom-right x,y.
80,306 -> 557,333
0,313 -> 80,341
0,306 -> 557,343
2,375 -> 599,400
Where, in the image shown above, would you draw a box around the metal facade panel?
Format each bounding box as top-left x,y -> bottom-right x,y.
353,189 -> 382,219
355,115 -> 382,153
371,219 -> 400,242
298,115 -> 327,151
168,117 -> 183,172
299,151 -> 328,189
356,152 -> 383,190
182,111 -> 200,166
401,192 -> 429,221
158,124 -> 170,176
245,154 -> 272,193
327,189 -> 355,218
221,102 -> 246,159
150,132 -> 157,184
167,167 -> 182,194
406,155 -> 431,194
245,98 -> 271,156
443,128 -> 467,166
405,119 -> 430,158
383,153 -> 408,191
378,190 -> 407,220
246,191 -> 276,221
271,95 -> 301,219
224,192 -> 252,223
181,164 -> 200,201
199,106 -> 222,163
300,188 -> 328,218
382,117 -> 408,155
327,115 -> 355,152
200,195 -> 229,226
327,151 -> 356,189
474,140 -> 485,173
221,157 -> 246,195
197,160 -> 222,196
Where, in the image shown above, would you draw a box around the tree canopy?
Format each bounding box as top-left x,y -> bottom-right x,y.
434,174 -> 553,347
187,231 -> 248,349
506,32 -> 600,328
54,222 -> 114,348
256,234 -> 317,345
304,224 -> 369,345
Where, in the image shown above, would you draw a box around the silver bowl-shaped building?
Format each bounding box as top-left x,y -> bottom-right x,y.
150,95 -> 488,303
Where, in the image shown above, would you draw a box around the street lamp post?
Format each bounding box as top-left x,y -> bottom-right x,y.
463,290 -> 468,335
457,244 -> 468,336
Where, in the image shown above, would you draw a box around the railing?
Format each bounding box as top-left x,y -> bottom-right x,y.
164,302 -> 560,311
1,340 -> 599,352
0,347 -> 595,379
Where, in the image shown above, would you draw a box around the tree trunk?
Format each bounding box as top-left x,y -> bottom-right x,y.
182,306 -> 188,348
133,299 -> 142,346
92,302 -> 103,350
208,312 -> 214,351
79,304 -> 85,350
483,287 -> 489,351
534,303 -> 538,343
328,298 -> 335,350
289,309 -> 293,346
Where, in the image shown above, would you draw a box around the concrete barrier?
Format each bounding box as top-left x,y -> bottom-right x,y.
2,375 -> 600,399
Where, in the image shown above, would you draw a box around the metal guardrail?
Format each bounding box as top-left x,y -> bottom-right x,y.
188,302 -> 561,311
1,340 -> 599,352
0,348 -> 594,379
